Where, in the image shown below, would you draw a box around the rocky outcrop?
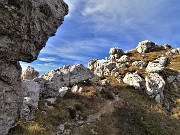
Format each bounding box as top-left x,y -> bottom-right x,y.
0,60 -> 22,135
109,48 -> 124,61
0,0 -> 68,62
35,64 -> 94,98
146,62 -> 164,73
145,73 -> 165,104
132,61 -> 147,68
0,0 -> 68,134
21,80 -> 40,120
21,66 -> 39,80
123,72 -> 145,90
118,55 -> 130,62
136,40 -> 157,53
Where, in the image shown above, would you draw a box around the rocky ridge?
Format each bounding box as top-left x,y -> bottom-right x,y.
11,40 -> 180,135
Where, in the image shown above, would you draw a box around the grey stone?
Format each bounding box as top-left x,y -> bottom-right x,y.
145,73 -> 165,104
136,40 -> 157,53
132,61 -> 147,68
21,66 -> 39,80
21,80 -> 40,120
0,0 -> 68,62
146,62 -> 164,73
109,48 -> 124,60
0,60 -> 22,135
35,64 -> 94,98
123,72 -> 145,90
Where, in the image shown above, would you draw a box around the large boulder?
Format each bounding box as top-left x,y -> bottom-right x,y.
35,64 -> 94,98
109,47 -> 124,60
21,66 -> 39,80
21,80 -> 40,120
0,60 -> 22,135
146,62 -> 164,73
123,72 -> 145,90
0,0 -> 68,62
145,73 -> 165,104
0,0 -> 68,134
136,40 -> 157,53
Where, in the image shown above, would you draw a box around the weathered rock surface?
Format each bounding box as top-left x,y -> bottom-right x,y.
21,80 -> 40,120
145,73 -> 165,104
0,0 -> 68,62
0,0 -> 68,134
118,55 -> 130,62
21,66 -> 39,80
109,48 -> 124,60
136,40 -> 157,53
123,72 -> 145,90
146,62 -> 164,73
132,61 -> 147,68
0,60 -> 22,135
35,64 -> 94,98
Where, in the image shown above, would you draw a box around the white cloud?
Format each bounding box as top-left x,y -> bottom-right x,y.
41,38 -> 120,64
39,57 -> 56,62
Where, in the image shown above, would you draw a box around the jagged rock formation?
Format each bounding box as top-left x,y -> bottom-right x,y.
145,73 -> 165,104
123,72 -> 145,90
109,48 -> 124,61
34,64 -> 94,98
21,80 -> 40,120
0,0 -> 68,62
0,60 -> 22,135
146,62 -> 164,73
21,66 -> 39,80
136,40 -> 157,53
0,0 -> 68,134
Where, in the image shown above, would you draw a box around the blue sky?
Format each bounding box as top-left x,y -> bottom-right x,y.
21,0 -> 180,74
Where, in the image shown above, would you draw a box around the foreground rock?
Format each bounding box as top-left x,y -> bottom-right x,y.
21,66 -> 39,80
123,72 -> 145,90
0,60 -> 22,135
136,40 -> 157,53
0,0 -> 68,62
145,73 -> 165,104
21,80 -> 40,120
35,64 -> 94,98
0,0 -> 68,134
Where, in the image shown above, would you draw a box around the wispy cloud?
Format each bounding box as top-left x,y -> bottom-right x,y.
39,57 -> 57,62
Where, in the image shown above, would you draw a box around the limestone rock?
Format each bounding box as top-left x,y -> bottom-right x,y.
21,66 -> 39,80
0,0 -> 68,62
88,59 -> 98,70
162,44 -> 172,49
158,57 -> 168,66
90,59 -> 116,77
21,80 -> 40,120
0,0 -> 68,134
132,61 -> 147,68
123,72 -> 145,90
59,87 -> 69,97
109,48 -> 124,60
35,64 -> 94,98
0,60 -> 22,135
136,40 -> 157,53
146,62 -> 164,73
165,51 -> 173,57
119,55 -> 130,62
71,85 -> 82,94
145,73 -> 165,104
116,63 -> 126,68
171,49 -> 179,54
